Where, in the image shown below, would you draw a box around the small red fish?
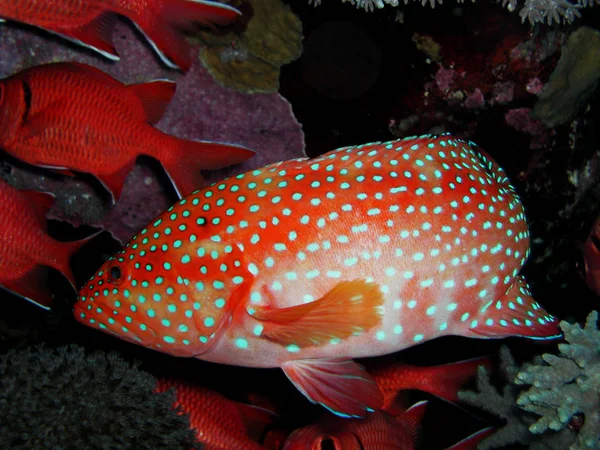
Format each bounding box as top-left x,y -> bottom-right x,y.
0,62 -> 254,203
0,0 -> 240,71
581,215 -> 600,296
155,378 -> 276,450
283,400 -> 495,450
369,356 -> 492,410
0,178 -> 94,309
76,133 -> 561,418
283,400 -> 426,450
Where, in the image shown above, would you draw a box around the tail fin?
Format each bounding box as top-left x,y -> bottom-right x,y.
371,356 -> 492,408
161,137 -> 255,198
52,230 -> 102,291
132,0 -> 241,71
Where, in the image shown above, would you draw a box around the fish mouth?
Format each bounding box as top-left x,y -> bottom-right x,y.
74,298 -> 158,346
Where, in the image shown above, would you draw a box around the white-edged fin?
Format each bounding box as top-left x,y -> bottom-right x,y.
133,23 -> 180,69
187,0 -> 242,14
0,18 -> 6,23
45,29 -> 120,61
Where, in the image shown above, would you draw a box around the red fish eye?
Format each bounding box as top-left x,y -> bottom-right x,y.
107,263 -> 124,284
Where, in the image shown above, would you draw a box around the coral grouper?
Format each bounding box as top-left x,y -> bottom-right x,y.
76,133 -> 562,418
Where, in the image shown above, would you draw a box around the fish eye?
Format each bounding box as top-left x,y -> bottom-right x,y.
108,263 -> 123,284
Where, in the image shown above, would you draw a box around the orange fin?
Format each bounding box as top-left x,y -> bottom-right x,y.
21,190 -> 55,230
134,0 -> 241,71
96,161 -> 136,204
470,276 -> 562,340
398,400 -> 427,443
252,279 -> 383,348
444,427 -> 496,450
2,266 -> 52,310
372,356 -> 492,407
58,14 -> 119,60
161,139 -> 254,198
128,80 -> 177,124
282,358 -> 383,418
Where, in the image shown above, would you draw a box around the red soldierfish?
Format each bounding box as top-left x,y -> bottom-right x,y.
368,356 -> 492,410
0,0 -> 240,72
0,62 -> 254,203
283,400 -> 495,450
155,378 -> 276,450
283,400 -> 428,450
0,178 -> 93,309
75,133 -> 562,418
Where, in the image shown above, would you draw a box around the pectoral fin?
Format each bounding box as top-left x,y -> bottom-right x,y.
251,279 -> 383,348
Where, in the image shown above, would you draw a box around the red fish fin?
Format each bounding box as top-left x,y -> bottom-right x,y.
21,191 -> 55,231
134,0 -> 241,71
96,161 -> 136,204
252,280 -> 384,348
53,231 -> 101,290
161,139 -> 254,198
59,14 -> 119,60
398,400 -> 427,443
281,358 -> 383,417
470,276 -> 562,340
2,266 -> 52,310
444,427 -> 496,450
128,80 -> 177,124
235,403 -> 278,442
374,356 -> 492,407
50,168 -> 77,177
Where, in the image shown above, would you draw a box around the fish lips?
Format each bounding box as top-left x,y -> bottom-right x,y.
74,298 -> 158,346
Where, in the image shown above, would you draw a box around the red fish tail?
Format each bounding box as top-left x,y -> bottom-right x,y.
131,0 -> 241,71
51,232 -> 100,291
159,135 -> 255,198
372,356 -> 491,407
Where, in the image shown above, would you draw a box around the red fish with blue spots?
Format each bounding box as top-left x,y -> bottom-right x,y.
75,133 -> 562,418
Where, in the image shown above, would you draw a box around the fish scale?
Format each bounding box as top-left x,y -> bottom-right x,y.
76,133 -> 561,418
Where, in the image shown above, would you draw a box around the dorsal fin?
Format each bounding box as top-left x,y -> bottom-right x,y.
128,80 -> 177,124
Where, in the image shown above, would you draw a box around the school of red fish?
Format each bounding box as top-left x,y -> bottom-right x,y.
1,2 -> 566,448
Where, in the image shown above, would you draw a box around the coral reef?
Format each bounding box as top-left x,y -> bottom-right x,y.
516,311 -> 600,450
0,345 -> 200,449
459,311 -> 600,449
458,346 -> 576,449
308,0 -> 598,25
196,0 -> 303,94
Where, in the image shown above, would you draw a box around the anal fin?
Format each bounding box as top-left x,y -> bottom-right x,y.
59,13 -> 119,60
282,358 -> 383,418
2,266 -> 52,310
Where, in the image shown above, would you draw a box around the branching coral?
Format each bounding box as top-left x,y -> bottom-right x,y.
459,312 -> 600,449
516,311 -> 600,449
0,345 -> 200,449
309,0 -> 599,26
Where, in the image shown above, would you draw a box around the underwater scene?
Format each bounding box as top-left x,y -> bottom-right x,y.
1,0 -> 600,449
